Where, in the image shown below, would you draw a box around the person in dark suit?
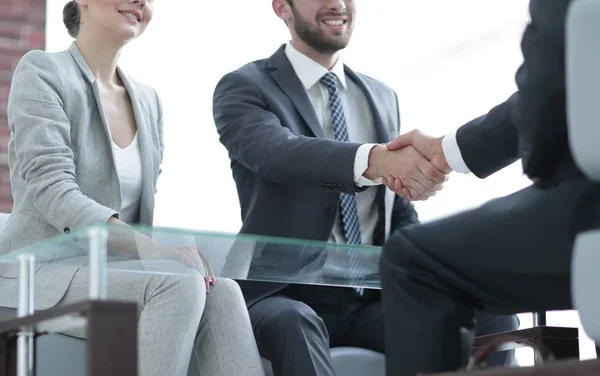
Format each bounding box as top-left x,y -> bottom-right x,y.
379,1 -> 600,375
213,1 -> 518,375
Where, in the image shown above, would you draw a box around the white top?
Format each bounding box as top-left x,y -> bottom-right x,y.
112,132 -> 143,223
285,42 -> 381,245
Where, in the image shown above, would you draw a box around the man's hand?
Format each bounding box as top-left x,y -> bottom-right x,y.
387,130 -> 451,173
380,130 -> 452,200
364,144 -> 448,201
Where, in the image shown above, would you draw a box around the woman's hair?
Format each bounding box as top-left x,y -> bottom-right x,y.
63,1 -> 81,38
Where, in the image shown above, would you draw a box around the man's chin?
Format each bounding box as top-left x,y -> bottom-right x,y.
318,36 -> 350,50
325,41 -> 350,52
313,45 -> 348,55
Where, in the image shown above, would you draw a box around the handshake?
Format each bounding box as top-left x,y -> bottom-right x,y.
364,130 -> 452,201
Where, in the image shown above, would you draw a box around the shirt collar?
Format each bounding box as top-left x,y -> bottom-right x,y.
284,42 -> 348,91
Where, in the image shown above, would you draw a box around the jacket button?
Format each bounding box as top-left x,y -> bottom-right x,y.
64,227 -> 71,233
325,205 -> 336,215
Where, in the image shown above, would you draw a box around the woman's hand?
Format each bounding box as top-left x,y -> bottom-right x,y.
138,243 -> 217,293
106,222 -> 217,293
139,245 -> 204,271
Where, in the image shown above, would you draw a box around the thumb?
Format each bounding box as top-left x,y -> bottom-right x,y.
386,131 -> 414,150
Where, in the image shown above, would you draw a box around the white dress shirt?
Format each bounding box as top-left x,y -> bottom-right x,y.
285,42 -> 382,245
442,131 -> 471,173
112,132 -> 143,223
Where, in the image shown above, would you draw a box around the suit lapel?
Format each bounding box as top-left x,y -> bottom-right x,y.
344,67 -> 391,144
268,46 -> 325,138
117,68 -> 155,224
68,43 -> 123,211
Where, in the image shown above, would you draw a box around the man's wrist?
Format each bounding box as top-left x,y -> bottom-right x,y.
354,144 -> 382,186
441,132 -> 470,174
364,144 -> 387,180
432,136 -> 452,173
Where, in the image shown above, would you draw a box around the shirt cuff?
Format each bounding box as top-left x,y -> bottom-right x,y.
441,131 -> 471,174
354,143 -> 382,187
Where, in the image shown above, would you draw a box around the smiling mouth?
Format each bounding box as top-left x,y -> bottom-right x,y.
322,19 -> 347,27
119,11 -> 140,22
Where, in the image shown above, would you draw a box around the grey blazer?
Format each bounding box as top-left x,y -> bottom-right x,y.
0,43 -> 163,310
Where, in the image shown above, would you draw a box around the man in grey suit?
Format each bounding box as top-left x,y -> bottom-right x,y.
213,1 -> 518,375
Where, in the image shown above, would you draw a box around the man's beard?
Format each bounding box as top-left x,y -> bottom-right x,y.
291,7 -> 352,54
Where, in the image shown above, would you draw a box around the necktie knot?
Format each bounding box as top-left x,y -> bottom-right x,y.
320,72 -> 339,93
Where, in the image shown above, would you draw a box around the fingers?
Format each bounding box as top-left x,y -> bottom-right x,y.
411,167 -> 443,193
407,187 -> 427,201
417,159 -> 448,185
157,247 -> 199,269
382,175 -> 404,196
406,177 -> 437,200
382,176 -> 429,201
383,174 -> 438,201
432,155 -> 453,175
401,153 -> 445,195
205,276 -> 216,294
146,246 -> 205,274
178,246 -> 206,274
386,131 -> 415,151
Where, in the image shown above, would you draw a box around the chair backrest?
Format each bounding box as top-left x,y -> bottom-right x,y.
567,0 -> 600,343
566,0 -> 600,180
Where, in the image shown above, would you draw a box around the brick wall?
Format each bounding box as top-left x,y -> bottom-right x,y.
0,0 -> 46,213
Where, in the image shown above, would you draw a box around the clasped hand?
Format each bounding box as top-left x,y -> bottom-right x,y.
365,130 -> 452,201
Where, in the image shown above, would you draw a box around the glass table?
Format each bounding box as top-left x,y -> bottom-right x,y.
0,225 -> 584,374
0,223 -> 383,294
0,224 -> 383,376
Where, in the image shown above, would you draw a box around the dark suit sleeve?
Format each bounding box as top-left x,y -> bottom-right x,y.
456,95 -> 520,178
213,71 -> 361,195
456,0 -> 571,180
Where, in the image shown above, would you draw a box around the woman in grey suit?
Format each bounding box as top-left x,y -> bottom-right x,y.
0,1 -> 265,375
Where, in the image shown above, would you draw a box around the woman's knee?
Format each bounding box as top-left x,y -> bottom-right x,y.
204,278 -> 246,313
152,272 -> 206,316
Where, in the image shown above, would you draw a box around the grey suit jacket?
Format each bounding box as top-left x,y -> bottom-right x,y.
0,43 -> 163,310
213,45 -> 418,306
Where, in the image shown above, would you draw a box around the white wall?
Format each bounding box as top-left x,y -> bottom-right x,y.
46,0 -> 596,364
46,0 -> 533,232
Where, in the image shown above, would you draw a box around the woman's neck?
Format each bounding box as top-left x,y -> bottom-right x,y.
75,29 -> 123,85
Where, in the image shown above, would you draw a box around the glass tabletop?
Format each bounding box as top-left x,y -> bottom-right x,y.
0,224 -> 382,290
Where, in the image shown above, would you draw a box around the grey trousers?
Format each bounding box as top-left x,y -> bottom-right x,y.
250,285 -> 518,376
58,261 -> 265,376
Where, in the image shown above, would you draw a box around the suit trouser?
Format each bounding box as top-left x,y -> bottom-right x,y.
380,177 -> 600,376
12,261 -> 265,376
249,284 -> 518,376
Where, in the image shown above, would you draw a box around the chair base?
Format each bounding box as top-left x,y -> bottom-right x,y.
474,326 -> 580,361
